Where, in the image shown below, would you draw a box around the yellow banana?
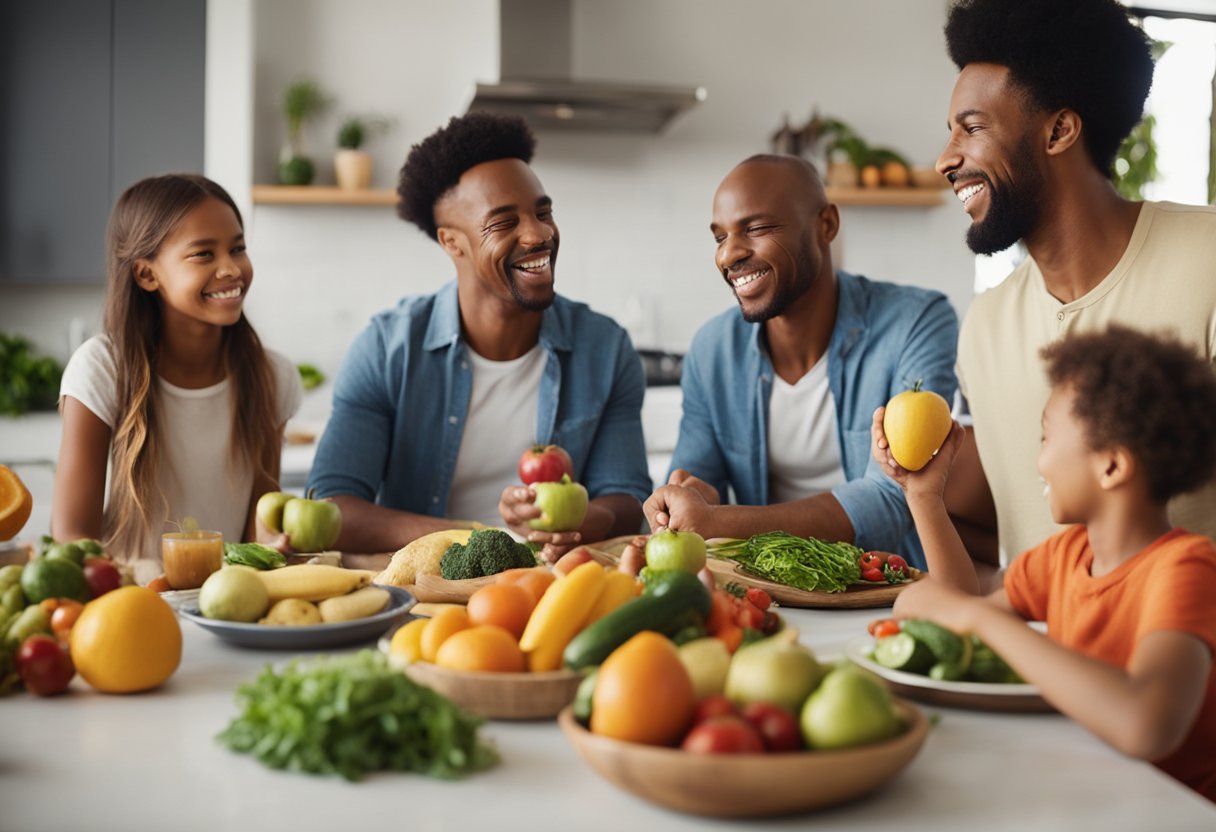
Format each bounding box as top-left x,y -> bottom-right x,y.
584,569 -> 642,625
256,564 -> 375,603
520,560 -> 607,672
318,586 -> 391,623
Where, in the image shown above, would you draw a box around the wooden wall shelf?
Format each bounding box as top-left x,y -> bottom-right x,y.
250,185 -> 946,208
251,185 -> 396,205
826,186 -> 947,206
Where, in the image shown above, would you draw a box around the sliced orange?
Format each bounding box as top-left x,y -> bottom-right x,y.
0,464 -> 33,541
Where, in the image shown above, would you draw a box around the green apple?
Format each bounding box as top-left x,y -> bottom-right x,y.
281,497 -> 342,552
724,636 -> 823,713
529,475 -> 588,532
678,637 -> 733,700
801,666 -> 902,750
256,491 -> 294,533
645,528 -> 707,574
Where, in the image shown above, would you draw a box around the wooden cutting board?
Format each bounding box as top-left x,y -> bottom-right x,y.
586,535 -> 920,610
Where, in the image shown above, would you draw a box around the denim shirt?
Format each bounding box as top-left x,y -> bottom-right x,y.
308,281 -> 653,516
669,270 -> 959,568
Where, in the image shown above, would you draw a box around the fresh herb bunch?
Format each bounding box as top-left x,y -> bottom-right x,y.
709,531 -> 863,593
217,651 -> 498,781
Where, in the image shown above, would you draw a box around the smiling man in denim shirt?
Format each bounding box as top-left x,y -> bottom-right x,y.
309,113 -> 649,560
644,155 -> 958,568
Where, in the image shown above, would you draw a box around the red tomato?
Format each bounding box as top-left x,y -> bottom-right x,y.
744,587 -> 772,611
692,694 -> 736,726
83,557 -> 122,598
861,567 -> 884,583
886,554 -> 909,573
739,702 -> 803,752
16,634 -> 75,696
681,715 -> 766,754
871,619 -> 901,639
517,444 -> 574,485
734,599 -> 765,630
50,600 -> 85,642
859,552 -> 883,571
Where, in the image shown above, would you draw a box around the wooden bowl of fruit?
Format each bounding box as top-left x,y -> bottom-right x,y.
557,699 -> 928,818
403,661 -> 584,720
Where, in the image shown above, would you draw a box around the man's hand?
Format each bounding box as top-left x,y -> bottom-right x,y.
643,484 -> 715,535
498,484 -> 581,565
872,406 -> 966,501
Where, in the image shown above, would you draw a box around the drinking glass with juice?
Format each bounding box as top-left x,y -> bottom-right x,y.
162,530 -> 223,590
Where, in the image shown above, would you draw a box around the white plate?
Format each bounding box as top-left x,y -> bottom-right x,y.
180,585 -> 416,650
844,635 -> 1052,712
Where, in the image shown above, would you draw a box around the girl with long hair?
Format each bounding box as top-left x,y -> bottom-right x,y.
53,174 -> 301,570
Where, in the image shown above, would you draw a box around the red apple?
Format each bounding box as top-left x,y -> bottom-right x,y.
16,634 -> 75,696
518,444 -> 574,485
83,557 -> 122,598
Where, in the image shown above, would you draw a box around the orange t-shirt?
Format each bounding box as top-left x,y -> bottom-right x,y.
1005,525 -> 1216,801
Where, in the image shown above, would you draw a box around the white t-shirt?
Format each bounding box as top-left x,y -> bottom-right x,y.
766,357 -> 847,504
446,345 -> 546,526
60,335 -> 302,561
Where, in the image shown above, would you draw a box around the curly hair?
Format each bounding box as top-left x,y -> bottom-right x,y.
1041,325 -> 1216,503
396,112 -> 536,240
944,0 -> 1154,176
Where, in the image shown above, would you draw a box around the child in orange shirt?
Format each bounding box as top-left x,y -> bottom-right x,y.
871,324 -> 1216,802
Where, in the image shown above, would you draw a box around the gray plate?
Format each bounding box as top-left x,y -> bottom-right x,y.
180,585 -> 416,649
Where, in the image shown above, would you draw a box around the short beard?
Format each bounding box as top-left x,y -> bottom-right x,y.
507,276 -> 554,312
965,136 -> 1045,256
737,244 -> 816,323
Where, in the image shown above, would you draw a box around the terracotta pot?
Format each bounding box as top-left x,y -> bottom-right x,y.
334,149 -> 373,190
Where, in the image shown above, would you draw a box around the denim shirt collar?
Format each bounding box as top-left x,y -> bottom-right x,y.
422,280 -> 575,354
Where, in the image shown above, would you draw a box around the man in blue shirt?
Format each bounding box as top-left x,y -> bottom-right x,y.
309,113 -> 650,558
644,155 -> 958,568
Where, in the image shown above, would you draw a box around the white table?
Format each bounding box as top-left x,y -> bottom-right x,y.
1,605 -> 1213,832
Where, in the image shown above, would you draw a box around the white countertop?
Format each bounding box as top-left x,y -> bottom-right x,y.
1,603 -> 1212,832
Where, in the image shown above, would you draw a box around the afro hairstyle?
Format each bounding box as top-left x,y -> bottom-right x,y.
944,0 -> 1154,177
1040,325 -> 1216,504
396,112 -> 537,240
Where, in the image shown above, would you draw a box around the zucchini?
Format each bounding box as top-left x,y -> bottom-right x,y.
562,571 -> 711,670
873,632 -> 934,673
901,619 -> 968,667
966,636 -> 1022,684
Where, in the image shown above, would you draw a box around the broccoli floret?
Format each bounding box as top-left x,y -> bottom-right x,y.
439,529 -> 536,580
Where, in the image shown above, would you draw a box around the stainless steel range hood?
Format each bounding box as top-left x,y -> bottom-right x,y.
467,0 -> 707,133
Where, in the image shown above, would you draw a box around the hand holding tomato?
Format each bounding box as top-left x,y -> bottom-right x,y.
518,444 -> 574,485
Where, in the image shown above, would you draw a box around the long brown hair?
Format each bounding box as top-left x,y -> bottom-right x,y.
102,174 -> 278,560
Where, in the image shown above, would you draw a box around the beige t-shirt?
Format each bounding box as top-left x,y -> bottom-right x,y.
958,201 -> 1216,563
60,335 -> 303,562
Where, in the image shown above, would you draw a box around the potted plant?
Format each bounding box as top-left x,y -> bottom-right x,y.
278,79 -> 330,186
333,116 -> 389,190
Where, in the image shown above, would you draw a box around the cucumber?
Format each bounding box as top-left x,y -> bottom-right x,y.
901,619 -> 968,667
966,636 -> 1022,684
572,668 -> 598,725
929,661 -> 966,681
873,632 -> 934,673
562,571 -> 711,670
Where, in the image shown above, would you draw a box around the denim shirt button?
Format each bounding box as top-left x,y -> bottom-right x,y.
432,496 -> 439,503
448,415 -> 458,424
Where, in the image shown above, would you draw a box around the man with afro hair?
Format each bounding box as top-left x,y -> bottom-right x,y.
308,113 -> 649,559
935,0 -> 1216,567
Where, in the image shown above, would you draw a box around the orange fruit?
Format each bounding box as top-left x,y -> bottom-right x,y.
466,583 -> 534,639
0,464 -> 33,541
70,586 -> 181,693
591,631 -> 695,746
419,606 -> 471,662
388,618 -> 430,663
496,567 -> 555,608
435,625 -> 525,673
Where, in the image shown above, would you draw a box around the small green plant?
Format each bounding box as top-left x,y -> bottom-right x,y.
336,116 -> 392,151
281,79 -> 330,154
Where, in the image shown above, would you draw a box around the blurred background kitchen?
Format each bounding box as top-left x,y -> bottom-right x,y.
3,0 -> 1214,539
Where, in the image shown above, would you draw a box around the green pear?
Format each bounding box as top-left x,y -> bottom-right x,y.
256,491 -> 294,533
801,666 -> 901,750
724,636 -> 823,713
678,637 -> 733,700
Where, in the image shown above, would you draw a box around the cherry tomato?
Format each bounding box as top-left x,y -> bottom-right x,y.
50,600 -> 85,642
692,694 -> 736,726
861,567 -> 884,582
734,599 -> 765,630
868,617 -> 896,637
83,557 -> 122,598
872,619 -> 901,640
681,715 -> 765,754
739,702 -> 803,752
859,552 -> 883,571
886,554 -> 909,573
744,587 -> 772,611
146,575 -> 172,593
16,634 -> 75,696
